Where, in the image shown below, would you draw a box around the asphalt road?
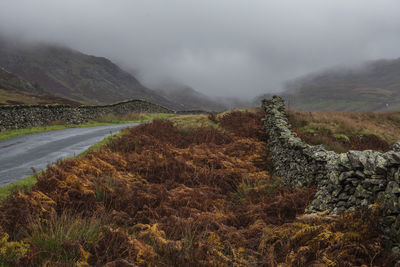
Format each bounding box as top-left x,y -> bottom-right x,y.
0,123 -> 139,186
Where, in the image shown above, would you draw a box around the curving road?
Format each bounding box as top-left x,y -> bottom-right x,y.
0,123 -> 139,186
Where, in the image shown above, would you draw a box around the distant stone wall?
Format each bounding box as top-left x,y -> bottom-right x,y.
0,99 -> 173,131
262,96 -> 400,250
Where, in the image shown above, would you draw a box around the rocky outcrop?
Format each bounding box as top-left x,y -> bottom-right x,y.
262,96 -> 400,250
0,99 -> 173,131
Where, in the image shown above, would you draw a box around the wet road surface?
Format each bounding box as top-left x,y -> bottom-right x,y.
0,123 -> 139,186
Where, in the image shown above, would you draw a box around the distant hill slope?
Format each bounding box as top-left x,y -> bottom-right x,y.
155,85 -> 226,112
0,67 -> 81,106
0,39 -> 180,109
0,66 -> 39,93
281,58 -> 400,111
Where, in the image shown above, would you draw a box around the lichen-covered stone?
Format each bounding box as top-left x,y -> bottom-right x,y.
262,95 -> 400,249
393,142 -> 400,152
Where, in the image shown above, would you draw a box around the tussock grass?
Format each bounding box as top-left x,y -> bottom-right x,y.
170,114 -> 219,133
169,108 -> 262,134
287,110 -> 400,152
215,107 -> 262,120
26,212 -> 104,265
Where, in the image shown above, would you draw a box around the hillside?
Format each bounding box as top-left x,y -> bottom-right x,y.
282,58 -> 400,111
0,67 -> 81,106
0,39 -> 181,109
287,109 -> 400,153
155,84 -> 226,111
0,110 -> 395,266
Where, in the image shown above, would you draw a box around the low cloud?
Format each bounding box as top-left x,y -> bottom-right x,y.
0,0 -> 400,99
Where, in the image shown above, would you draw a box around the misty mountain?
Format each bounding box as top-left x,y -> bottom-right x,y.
0,38 -> 183,109
155,84 -> 226,112
279,58 -> 400,111
0,67 -> 81,106
0,66 -> 38,93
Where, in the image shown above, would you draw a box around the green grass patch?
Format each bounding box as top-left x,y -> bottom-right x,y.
332,133 -> 350,142
170,114 -> 219,134
0,174 -> 38,200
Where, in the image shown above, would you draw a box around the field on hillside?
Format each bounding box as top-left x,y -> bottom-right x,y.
287,110 -> 400,153
0,109 -> 396,266
0,89 -> 82,106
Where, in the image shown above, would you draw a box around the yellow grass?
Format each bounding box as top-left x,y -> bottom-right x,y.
287,110 -> 400,145
170,114 -> 219,132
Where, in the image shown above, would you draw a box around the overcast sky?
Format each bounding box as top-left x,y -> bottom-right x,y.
0,0 -> 400,99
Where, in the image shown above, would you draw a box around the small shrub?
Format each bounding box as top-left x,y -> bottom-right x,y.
220,110 -> 267,140
0,232 -> 29,266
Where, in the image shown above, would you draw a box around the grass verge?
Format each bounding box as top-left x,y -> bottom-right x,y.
0,175 -> 38,199
0,133 -> 129,200
0,129 -> 126,200
0,113 -> 173,199
0,128 -> 134,200
0,112 -> 175,142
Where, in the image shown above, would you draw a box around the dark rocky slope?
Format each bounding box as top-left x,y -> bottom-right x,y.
0,39 -> 179,109
0,67 -> 81,106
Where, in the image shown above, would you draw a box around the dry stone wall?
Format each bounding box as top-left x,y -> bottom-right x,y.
262,96 -> 400,251
0,99 -> 173,131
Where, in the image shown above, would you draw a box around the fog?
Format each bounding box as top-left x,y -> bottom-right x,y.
0,0 -> 400,99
